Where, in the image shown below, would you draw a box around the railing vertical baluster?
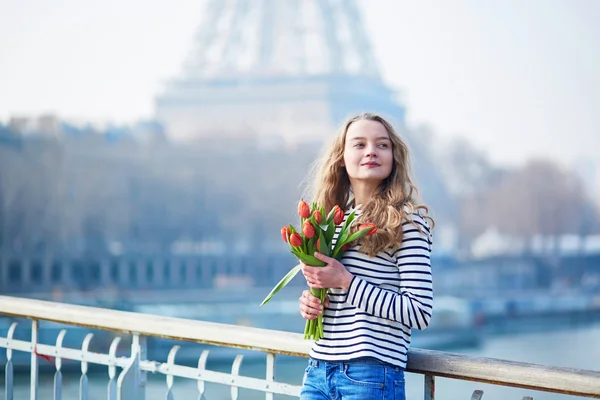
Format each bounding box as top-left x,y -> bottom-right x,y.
165,345 -> 180,400
265,353 -> 275,400
79,333 -> 93,400
117,334 -> 147,400
5,352 -> 13,400
424,374 -> 435,400
54,365 -> 63,400
107,337 -> 122,400
5,322 -> 17,400
197,350 -> 209,400
30,319 -> 39,400
230,355 -> 244,400
54,330 -> 67,400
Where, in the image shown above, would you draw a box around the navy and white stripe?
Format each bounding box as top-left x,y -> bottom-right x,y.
309,208 -> 433,368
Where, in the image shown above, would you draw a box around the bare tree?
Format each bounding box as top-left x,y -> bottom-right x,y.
479,159 -> 596,253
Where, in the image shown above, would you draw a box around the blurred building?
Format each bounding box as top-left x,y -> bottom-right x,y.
8,114 -> 62,139
573,158 -> 600,213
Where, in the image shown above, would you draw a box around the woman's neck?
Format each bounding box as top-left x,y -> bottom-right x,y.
351,181 -> 379,208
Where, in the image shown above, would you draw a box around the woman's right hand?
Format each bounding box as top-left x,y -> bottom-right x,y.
299,290 -> 329,320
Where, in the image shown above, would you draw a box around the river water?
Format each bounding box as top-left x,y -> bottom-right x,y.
4,324 -> 600,400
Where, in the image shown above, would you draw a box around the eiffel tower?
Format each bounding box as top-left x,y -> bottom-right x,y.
154,0 -> 406,144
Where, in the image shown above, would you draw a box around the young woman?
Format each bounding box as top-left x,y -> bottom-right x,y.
298,112 -> 434,400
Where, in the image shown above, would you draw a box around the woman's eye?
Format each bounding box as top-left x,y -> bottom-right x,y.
378,143 -> 389,148
354,143 -> 364,148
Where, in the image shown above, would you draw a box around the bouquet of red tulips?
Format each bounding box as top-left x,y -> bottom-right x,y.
260,200 -> 377,340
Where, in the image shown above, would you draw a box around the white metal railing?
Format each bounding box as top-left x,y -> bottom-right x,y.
0,295 -> 599,400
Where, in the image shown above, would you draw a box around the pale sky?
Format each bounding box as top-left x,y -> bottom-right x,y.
1,0 -> 599,168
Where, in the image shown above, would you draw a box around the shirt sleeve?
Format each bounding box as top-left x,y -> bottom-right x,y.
343,212 -> 434,330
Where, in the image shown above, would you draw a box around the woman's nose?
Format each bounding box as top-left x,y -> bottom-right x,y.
365,145 -> 378,157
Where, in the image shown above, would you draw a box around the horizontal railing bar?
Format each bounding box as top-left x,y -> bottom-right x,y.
407,348 -> 600,399
1,295 -> 599,398
0,295 -> 312,357
0,337 -> 32,353
0,338 -> 132,368
141,360 -> 301,396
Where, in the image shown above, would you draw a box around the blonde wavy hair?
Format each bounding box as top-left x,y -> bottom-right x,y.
304,112 -> 433,257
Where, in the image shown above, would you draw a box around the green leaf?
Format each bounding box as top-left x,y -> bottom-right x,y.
333,226 -> 367,258
260,264 -> 302,307
340,229 -> 350,243
326,207 -> 336,223
341,210 -> 357,233
307,237 -> 316,256
342,227 -> 372,245
325,220 -> 336,245
318,229 -> 329,256
331,228 -> 349,257
291,249 -> 326,266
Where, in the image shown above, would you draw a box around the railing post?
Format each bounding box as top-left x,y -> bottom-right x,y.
265,353 -> 275,400
470,390 -> 484,400
139,335 -> 147,393
424,374 -> 435,400
117,334 -> 147,400
5,322 -> 17,400
30,320 -> 39,400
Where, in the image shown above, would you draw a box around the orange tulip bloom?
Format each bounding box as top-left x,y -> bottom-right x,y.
333,206 -> 344,225
289,233 -> 303,247
313,210 -> 323,224
303,221 -> 316,239
359,223 -> 377,236
298,200 -> 311,219
281,226 -> 290,243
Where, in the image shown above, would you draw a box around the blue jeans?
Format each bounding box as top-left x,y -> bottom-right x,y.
300,357 -> 406,400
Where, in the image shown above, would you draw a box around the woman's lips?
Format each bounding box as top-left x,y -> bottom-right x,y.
362,162 -> 380,167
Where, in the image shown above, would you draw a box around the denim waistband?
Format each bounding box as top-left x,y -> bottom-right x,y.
308,356 -> 400,369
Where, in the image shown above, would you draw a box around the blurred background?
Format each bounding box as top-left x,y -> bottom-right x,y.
1,0 -> 599,398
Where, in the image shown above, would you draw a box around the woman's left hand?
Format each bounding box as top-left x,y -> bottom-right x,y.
301,252 -> 354,291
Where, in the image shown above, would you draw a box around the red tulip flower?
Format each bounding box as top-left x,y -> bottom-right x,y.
333,206 -> 344,225
359,223 -> 377,236
303,221 -> 316,239
313,210 -> 322,224
298,200 -> 311,219
289,233 -> 303,247
281,226 -> 290,243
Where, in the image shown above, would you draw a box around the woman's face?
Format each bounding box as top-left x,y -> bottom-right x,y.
343,119 -> 394,186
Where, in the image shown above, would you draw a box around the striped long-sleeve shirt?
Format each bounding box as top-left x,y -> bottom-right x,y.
308,209 -> 434,368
